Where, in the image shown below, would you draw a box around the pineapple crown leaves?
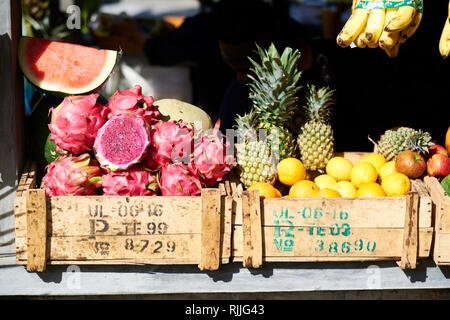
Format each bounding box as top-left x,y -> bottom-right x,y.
304,84 -> 336,123
246,43 -> 303,126
234,109 -> 258,143
405,129 -> 433,153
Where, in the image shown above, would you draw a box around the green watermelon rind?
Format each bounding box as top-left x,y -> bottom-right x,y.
18,36 -> 118,96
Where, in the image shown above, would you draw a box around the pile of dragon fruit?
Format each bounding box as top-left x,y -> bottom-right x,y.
42,85 -> 234,197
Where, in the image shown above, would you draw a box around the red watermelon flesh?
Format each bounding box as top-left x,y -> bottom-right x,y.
19,36 -> 118,95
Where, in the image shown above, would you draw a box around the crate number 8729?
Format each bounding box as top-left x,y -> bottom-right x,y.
124,238 -> 176,253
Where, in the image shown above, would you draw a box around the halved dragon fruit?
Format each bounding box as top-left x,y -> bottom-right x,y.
158,163 -> 203,196
48,93 -> 108,155
144,120 -> 194,169
106,85 -> 159,124
93,113 -> 151,171
42,153 -> 102,196
192,120 -> 234,187
101,165 -> 158,196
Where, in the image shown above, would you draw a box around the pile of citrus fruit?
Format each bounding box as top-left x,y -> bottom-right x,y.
248,153 -> 412,198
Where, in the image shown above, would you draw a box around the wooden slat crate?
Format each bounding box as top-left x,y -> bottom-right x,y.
231,152 -> 434,270
424,176 -> 450,266
14,162 -> 233,272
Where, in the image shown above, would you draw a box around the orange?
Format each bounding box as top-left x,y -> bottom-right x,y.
277,158 -> 306,186
289,180 -> 320,198
378,160 -> 397,182
381,172 -> 411,197
333,181 -> 357,197
356,182 -> 386,197
314,174 -> 337,189
315,188 -> 342,198
350,161 -> 378,188
360,153 -> 387,173
248,182 -> 282,198
326,157 -> 353,181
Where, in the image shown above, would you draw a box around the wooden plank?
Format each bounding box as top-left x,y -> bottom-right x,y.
15,194 -> 203,237
243,197 -> 407,227
397,192 -> 419,270
234,192 -> 430,228
25,189 -> 47,271
232,226 -> 432,260
424,176 -> 450,233
424,176 -> 450,265
16,234 -> 200,263
198,189 -> 221,271
411,179 -> 432,228
221,187 -> 233,263
241,190 -> 262,268
434,233 -> 450,265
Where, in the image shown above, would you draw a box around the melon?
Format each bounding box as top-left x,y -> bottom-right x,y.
154,99 -> 213,137
19,36 -> 118,95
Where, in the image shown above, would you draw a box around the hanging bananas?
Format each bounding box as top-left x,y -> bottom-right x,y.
336,0 -> 424,58
439,0 -> 450,59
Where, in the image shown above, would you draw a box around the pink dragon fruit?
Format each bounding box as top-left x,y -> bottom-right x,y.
48,94 -> 108,155
93,113 -> 151,171
101,166 -> 158,196
106,85 -> 159,124
192,120 -> 234,187
158,163 -> 203,196
42,153 -> 102,196
144,120 -> 194,169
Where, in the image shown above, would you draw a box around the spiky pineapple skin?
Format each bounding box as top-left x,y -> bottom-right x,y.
261,125 -> 297,162
236,141 -> 277,188
297,122 -> 334,172
375,127 -> 432,161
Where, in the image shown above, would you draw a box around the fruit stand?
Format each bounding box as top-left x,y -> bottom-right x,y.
1,0 -> 450,301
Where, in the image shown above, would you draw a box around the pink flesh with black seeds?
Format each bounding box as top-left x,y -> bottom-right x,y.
97,116 -> 149,166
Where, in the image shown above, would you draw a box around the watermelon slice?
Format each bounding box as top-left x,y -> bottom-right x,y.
19,36 -> 118,95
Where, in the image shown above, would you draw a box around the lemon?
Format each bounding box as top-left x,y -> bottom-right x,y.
333,181 -> 357,197
360,153 -> 387,173
381,172 -> 411,197
289,180 -> 320,198
326,157 -> 353,181
248,182 -> 282,198
378,161 -> 397,182
350,161 -> 378,188
314,174 -> 337,189
277,158 -> 306,186
356,182 -> 387,197
315,188 -> 342,198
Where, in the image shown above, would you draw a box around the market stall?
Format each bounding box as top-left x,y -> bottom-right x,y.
1,0 -> 450,300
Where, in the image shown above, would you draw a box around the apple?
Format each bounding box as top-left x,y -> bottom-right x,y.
427,153 -> 450,177
395,150 -> 427,179
425,144 -> 448,161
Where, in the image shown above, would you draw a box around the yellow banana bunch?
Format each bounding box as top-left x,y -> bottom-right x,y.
337,0 -> 424,58
439,0 -> 450,59
336,2 -> 370,47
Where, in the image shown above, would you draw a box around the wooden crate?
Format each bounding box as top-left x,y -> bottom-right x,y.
14,162 -> 233,272
231,152 -> 434,270
424,175 -> 450,266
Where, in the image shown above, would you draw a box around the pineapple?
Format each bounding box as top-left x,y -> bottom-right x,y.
234,111 -> 277,188
297,84 -> 336,172
369,127 -> 433,161
247,43 -> 303,163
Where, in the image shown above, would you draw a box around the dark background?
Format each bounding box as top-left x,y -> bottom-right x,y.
315,0 -> 449,152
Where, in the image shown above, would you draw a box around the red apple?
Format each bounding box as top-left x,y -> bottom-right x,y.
395,150 -> 427,179
425,144 -> 448,161
427,153 -> 450,177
